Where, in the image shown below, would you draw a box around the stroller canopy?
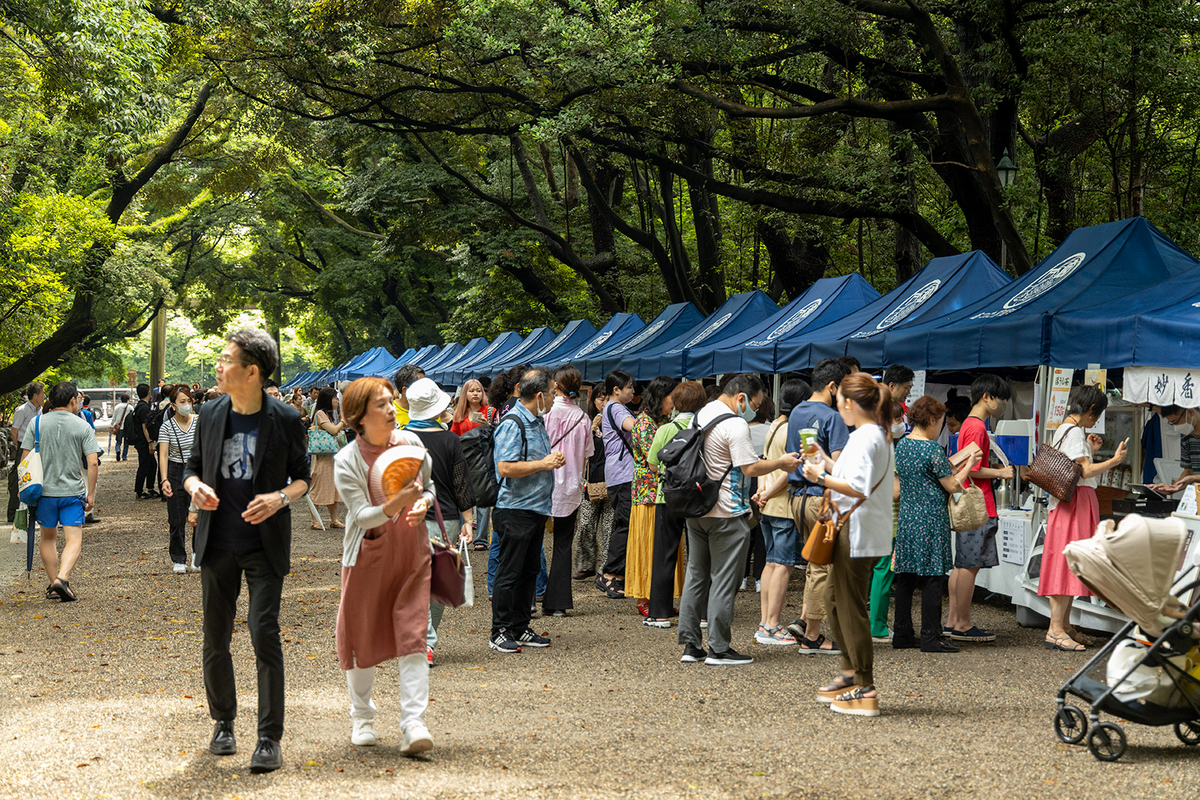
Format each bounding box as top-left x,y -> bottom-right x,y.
1064,514 -> 1189,638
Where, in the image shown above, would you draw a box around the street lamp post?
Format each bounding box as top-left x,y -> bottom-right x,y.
996,148 -> 1018,271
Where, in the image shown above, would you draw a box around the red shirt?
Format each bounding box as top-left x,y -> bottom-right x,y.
959,415 -> 996,518
450,405 -> 495,436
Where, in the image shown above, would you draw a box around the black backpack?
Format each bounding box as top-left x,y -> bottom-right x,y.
657,412 -> 737,519
147,403 -> 170,441
124,400 -> 147,442
458,414 -> 527,509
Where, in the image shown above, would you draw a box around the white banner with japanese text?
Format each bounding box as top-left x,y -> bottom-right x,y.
1125,367 -> 1200,408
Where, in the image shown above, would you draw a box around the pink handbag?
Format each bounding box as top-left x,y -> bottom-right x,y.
428,499 -> 467,608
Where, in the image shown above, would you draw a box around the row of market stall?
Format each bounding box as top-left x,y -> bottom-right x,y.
283,216 -> 1200,395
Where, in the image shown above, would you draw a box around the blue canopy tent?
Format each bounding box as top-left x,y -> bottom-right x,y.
1047,261 -> 1200,369
785,251 -> 1013,371
280,371 -> 311,391
344,348 -> 398,380
581,304 -> 704,381
620,292 -> 780,380
498,319 -> 597,372
549,313 -> 647,378
447,327 -> 559,385
428,331 -> 525,385
425,338 -> 490,372
372,346 -> 421,378
877,217 -> 1199,369
689,274 -> 880,377
415,342 -> 465,371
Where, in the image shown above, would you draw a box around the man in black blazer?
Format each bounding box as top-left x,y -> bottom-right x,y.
184,328 -> 310,774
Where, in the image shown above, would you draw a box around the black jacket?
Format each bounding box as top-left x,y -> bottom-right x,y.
184,392 -> 310,577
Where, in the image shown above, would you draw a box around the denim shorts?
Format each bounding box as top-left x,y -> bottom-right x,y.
37,495 -> 85,528
761,514 -> 799,567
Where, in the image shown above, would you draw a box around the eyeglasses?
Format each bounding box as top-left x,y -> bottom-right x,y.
217,354 -> 245,367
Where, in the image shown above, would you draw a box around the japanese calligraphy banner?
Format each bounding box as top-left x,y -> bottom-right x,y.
1125,366 -> 1200,408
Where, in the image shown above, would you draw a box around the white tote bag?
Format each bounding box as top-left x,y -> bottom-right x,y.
460,538 -> 475,607
17,416 -> 43,505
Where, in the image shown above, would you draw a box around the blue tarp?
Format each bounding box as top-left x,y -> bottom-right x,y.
428,332 -> 525,386
280,371 -> 311,391
455,327 -> 560,384
344,348 -> 399,380
690,274 -> 881,377
877,217 -> 1199,369
1048,261 -> 1200,368
619,292 -> 780,380
425,338 -> 489,372
582,304 -> 705,381
787,252 -> 1013,371
498,319 -> 598,372
415,342 -> 465,371
549,313 -> 647,377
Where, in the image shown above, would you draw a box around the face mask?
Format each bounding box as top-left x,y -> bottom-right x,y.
177,404 -> 193,416
891,422 -> 907,439
1171,418 -> 1193,435
737,397 -> 756,422
536,396 -> 547,417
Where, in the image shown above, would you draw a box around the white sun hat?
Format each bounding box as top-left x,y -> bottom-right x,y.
406,378 -> 452,421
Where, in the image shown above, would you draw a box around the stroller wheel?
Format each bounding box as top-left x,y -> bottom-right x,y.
1087,722 -> 1127,762
1053,705 -> 1088,745
1174,721 -> 1200,746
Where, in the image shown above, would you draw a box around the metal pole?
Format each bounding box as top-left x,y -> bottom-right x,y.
772,373 -> 781,402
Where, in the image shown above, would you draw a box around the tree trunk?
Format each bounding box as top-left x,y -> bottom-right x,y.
757,220 -> 830,300
683,140 -> 726,309
889,123 -> 922,283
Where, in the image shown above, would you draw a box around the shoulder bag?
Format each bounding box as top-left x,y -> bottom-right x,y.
307,412 -> 340,455
1025,424 -> 1082,502
428,498 -> 468,608
948,484 -> 988,533
801,453 -> 892,566
17,415 -> 43,505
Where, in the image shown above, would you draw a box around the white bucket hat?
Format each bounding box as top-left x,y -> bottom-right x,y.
406,378 -> 452,421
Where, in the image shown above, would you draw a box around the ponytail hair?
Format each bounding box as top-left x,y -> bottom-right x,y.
839,372 -> 894,441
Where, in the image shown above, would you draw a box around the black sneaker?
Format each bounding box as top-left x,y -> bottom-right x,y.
517,629 -> 551,648
705,648 -> 754,666
680,643 -> 706,663
488,631 -> 522,653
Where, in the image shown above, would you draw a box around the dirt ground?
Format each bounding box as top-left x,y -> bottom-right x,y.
0,454 -> 1196,799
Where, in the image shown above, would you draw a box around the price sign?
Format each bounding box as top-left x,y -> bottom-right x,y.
1178,485 -> 1199,517
910,370 -> 927,401
1045,368 -> 1074,432
1000,516 -> 1026,565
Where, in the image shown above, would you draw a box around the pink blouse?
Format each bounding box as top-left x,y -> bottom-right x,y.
545,396 -> 594,517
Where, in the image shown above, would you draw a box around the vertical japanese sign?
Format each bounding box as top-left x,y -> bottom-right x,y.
1045,368 -> 1074,432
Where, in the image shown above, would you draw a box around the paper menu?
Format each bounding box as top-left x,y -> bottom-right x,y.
1178,485 -> 1199,517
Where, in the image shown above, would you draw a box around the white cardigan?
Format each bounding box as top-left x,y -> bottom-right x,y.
333,430 -> 435,567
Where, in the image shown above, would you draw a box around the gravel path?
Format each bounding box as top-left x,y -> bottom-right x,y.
1,455 -> 1196,799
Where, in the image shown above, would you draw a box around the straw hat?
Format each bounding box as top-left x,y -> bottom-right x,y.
406,378 -> 451,421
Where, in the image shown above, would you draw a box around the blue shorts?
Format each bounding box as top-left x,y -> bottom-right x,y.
761,514 -> 799,567
37,496 -> 86,529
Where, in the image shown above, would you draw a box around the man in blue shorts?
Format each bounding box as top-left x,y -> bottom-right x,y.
20,381 -> 100,602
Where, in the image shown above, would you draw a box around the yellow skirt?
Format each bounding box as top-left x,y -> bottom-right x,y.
624,503 -> 657,600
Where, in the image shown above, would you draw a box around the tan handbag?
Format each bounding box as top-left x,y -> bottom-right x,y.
801,458 -> 892,566
587,481 -> 608,501
1025,424 -> 1082,502
948,485 -> 988,532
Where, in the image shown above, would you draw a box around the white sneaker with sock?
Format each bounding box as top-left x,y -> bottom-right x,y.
351,718 -> 377,746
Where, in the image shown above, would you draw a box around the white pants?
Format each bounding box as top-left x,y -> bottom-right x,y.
345,653 -> 428,731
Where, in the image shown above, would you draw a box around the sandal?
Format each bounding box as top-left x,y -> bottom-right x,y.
1044,633 -> 1085,652
798,634 -> 840,655
830,685 -> 880,717
817,674 -> 858,704
473,542 -> 489,551
1067,629 -> 1098,647
51,580 -> 77,602
754,624 -> 797,646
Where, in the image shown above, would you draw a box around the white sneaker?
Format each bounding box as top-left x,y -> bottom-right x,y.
755,580 -> 762,593
190,554 -> 199,571
173,562 -> 187,574
400,722 -> 432,755
351,718 -> 377,746
739,578 -> 748,592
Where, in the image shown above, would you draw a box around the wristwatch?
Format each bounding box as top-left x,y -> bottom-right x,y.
278,490 -> 290,507
817,472 -> 828,486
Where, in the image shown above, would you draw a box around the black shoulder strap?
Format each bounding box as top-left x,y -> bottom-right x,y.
607,403 -> 634,459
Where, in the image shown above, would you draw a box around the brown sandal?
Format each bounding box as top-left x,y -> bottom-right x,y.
1044,633 -> 1085,651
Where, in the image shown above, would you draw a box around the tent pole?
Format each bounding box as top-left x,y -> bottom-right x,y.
772,373 -> 781,403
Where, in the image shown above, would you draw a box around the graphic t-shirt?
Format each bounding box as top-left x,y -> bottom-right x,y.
694,400 -> 759,519
210,409 -> 264,552
959,415 -> 996,518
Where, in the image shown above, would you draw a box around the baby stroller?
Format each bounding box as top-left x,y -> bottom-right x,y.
1053,514 -> 1200,762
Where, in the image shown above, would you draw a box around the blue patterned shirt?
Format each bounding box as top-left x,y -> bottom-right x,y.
494,400 -> 553,515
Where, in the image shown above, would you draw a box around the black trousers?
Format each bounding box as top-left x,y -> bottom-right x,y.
649,503 -> 685,619
543,509 -> 578,612
743,521 -> 766,580
491,508 -> 546,638
601,482 -> 633,576
893,572 -> 945,649
166,461 -> 191,564
133,440 -> 155,494
201,546 -> 286,739
6,462 -> 19,522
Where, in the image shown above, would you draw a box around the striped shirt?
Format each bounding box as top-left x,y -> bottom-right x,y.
1182,434 -> 1200,473
161,416 -> 197,463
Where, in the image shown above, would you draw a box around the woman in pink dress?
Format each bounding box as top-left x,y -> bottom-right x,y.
1038,385 -> 1128,651
333,377 -> 437,754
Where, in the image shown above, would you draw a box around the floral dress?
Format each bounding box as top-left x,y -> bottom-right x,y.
625,413 -> 661,599
631,414 -> 660,506
893,437 -> 954,576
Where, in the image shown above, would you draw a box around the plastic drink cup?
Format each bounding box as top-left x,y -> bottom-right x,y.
799,428 -> 819,463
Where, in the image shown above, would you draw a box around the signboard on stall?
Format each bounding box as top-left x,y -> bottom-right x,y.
1124,367 -> 1200,408
1045,368 -> 1074,432
1000,516 -> 1027,565
910,369 -> 927,402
